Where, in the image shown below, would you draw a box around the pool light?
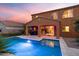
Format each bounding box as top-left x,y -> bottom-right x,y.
20,40 -> 32,48
27,40 -> 31,43
22,43 -> 32,47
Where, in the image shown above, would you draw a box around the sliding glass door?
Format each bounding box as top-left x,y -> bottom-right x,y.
28,26 -> 38,35
40,26 -> 55,36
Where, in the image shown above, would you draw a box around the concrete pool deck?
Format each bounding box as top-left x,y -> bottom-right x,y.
16,36 -> 79,56
60,38 -> 79,56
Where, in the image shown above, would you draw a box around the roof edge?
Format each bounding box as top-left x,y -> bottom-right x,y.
31,4 -> 79,16
25,17 -> 59,25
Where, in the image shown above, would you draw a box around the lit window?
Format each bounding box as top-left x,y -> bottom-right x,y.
41,26 -> 54,36
34,27 -> 36,31
52,12 -> 58,20
65,26 -> 69,32
62,9 -> 73,18
62,26 -> 70,32
35,16 -> 38,18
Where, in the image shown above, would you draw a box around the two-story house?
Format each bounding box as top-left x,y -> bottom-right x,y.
25,5 -> 79,38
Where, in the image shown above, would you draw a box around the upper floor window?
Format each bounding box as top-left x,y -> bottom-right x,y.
62,9 -> 73,18
52,12 -> 58,20
35,15 -> 38,18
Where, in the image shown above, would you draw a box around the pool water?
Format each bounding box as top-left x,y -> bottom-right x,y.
4,37 -> 62,56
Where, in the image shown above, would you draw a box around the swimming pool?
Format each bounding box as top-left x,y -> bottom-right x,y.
4,37 -> 62,56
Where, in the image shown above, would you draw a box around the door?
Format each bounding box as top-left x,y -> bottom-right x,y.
40,25 -> 55,36
28,26 -> 38,35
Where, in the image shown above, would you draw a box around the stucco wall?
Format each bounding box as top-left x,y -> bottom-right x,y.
30,5 -> 79,37
26,18 -> 60,37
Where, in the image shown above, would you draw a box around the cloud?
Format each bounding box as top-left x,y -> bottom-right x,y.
0,5 -> 32,23
0,3 -> 78,23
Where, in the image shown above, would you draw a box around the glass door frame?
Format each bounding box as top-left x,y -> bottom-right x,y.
40,25 -> 56,36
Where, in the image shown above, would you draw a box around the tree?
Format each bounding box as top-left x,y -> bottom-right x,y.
74,20 -> 79,32
74,20 -> 79,42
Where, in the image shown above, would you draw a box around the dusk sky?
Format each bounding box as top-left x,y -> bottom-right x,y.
0,3 -> 78,23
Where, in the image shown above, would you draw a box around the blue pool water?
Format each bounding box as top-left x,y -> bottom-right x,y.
4,37 -> 62,56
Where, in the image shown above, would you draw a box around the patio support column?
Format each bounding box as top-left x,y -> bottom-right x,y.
38,25 -> 41,37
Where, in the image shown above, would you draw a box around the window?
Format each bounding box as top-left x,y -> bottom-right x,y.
41,26 -> 54,36
52,12 -> 58,20
62,9 -> 73,18
28,26 -> 38,35
62,26 -> 70,32
65,26 -> 69,32
35,15 -> 38,18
